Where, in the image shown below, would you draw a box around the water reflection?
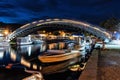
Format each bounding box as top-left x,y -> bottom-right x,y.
10,43 -> 47,70
0,42 -> 86,80
0,47 -> 13,65
0,42 -> 67,69
0,43 -> 47,70
0,51 -> 4,60
48,42 -> 65,50
15,43 -> 46,58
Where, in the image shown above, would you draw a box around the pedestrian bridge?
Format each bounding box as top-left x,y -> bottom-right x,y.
7,19 -> 112,42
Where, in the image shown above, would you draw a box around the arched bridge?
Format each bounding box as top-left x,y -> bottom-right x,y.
7,19 -> 112,42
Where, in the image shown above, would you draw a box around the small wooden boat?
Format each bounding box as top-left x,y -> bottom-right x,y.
41,57 -> 81,74
38,50 -> 81,63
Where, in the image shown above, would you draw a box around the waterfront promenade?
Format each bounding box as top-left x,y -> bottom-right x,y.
97,49 -> 120,80
79,48 -> 120,80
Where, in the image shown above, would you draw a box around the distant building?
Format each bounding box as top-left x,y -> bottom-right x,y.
0,28 -> 6,41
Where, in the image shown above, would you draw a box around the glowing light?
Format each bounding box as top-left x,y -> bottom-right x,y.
21,23 -> 30,28
39,20 -> 44,22
43,30 -> 46,33
0,51 -> 4,59
37,23 -> 41,26
54,18 -> 59,21
32,21 -> 37,24
4,30 -> 9,35
28,46 -> 32,56
46,19 -> 51,21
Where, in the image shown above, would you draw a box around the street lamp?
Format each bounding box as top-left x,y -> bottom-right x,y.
4,30 -> 9,40
4,30 -> 9,36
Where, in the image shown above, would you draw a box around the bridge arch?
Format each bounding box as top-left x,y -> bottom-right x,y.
7,19 -> 112,42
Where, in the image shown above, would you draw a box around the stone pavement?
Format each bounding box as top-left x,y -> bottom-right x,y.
97,49 -> 120,80
79,49 -> 120,80
79,49 -> 98,80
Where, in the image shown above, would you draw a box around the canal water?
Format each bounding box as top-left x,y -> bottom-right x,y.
0,42 -> 84,80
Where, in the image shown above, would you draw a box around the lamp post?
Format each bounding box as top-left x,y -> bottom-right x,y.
4,29 -> 9,40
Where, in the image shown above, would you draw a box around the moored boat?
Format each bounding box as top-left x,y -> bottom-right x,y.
41,57 -> 80,74
38,50 -> 81,63
17,35 -> 33,45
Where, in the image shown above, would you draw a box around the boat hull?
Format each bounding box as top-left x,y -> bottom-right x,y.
38,50 -> 81,63
41,57 -> 81,74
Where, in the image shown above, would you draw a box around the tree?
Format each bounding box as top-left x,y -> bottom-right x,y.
100,17 -> 120,32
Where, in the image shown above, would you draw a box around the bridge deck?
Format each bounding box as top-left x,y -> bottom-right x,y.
7,19 -> 111,42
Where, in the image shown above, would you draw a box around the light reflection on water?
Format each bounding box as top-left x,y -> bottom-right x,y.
0,42 -> 84,80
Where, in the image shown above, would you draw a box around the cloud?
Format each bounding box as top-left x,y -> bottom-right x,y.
16,1 -> 45,12
0,3 -> 15,9
0,11 -> 17,17
0,0 -> 120,24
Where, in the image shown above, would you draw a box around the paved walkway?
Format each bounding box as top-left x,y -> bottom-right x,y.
97,49 -> 120,80
79,49 -> 98,80
79,49 -> 120,80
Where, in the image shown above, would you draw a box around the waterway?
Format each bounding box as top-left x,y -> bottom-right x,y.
0,42 -> 85,80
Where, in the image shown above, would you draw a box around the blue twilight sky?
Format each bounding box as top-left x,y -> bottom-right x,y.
0,0 -> 120,24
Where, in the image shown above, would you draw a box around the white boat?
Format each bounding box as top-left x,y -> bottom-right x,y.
17,36 -> 33,45
33,39 -> 44,44
17,41 -> 33,45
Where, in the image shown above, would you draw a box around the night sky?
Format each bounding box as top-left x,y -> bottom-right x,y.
0,0 -> 120,25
